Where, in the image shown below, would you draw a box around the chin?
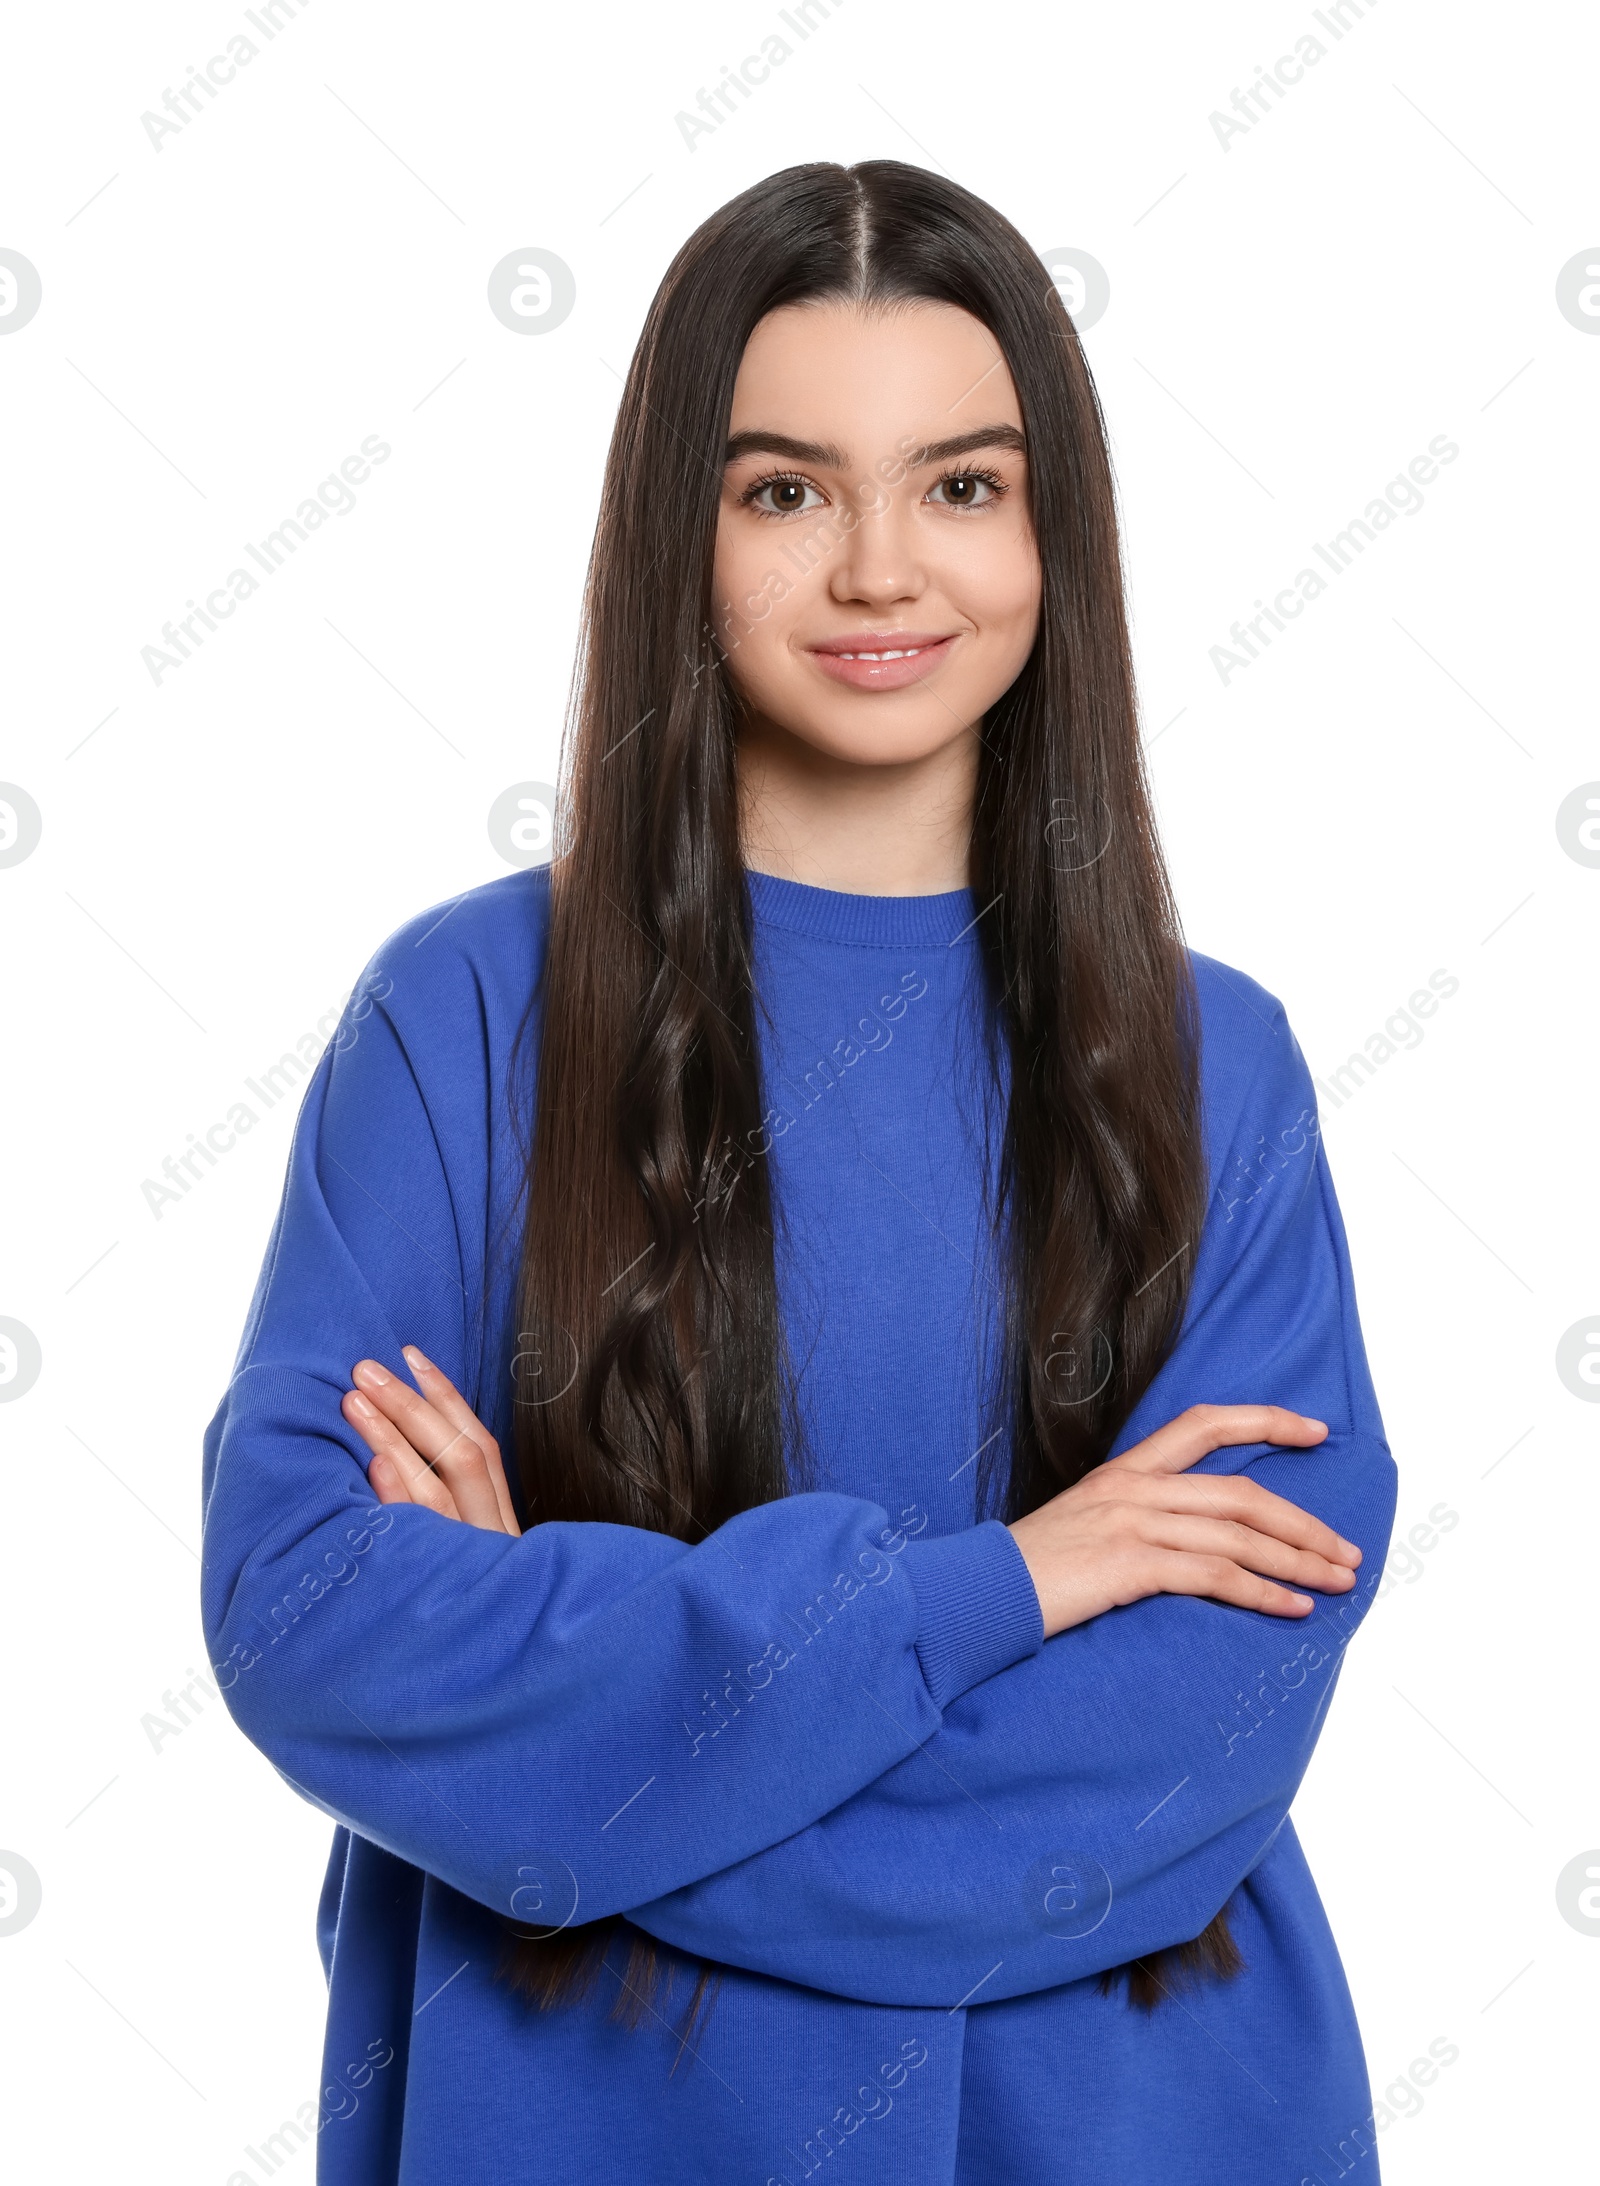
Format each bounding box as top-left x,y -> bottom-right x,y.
784,710 -> 970,767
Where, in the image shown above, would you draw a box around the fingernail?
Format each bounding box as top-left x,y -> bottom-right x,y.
402,1345 -> 433,1374
347,1391 -> 376,1419
353,1360 -> 389,1389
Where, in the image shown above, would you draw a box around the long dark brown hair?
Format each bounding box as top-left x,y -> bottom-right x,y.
496,158 -> 1235,2041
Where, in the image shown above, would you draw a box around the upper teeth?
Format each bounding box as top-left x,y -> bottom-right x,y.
837,647 -> 923,660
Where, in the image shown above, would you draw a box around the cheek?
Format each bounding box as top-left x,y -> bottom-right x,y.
711,521 -> 744,610
714,527 -> 807,688
936,523 -> 1041,679
966,523 -> 1042,637
712,515 -> 779,630
712,544 -> 774,658
719,614 -> 787,713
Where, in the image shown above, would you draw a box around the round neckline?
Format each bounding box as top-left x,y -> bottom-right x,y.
743,864 -> 979,948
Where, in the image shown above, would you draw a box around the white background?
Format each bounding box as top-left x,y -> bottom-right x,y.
1,1 -> 1595,2178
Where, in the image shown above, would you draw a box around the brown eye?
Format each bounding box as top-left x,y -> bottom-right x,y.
741,473 -> 823,518
930,471 -> 1000,508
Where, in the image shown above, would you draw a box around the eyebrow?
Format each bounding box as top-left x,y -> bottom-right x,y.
723,423 -> 1027,468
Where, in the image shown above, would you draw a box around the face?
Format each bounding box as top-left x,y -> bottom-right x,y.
712,299 -> 1042,771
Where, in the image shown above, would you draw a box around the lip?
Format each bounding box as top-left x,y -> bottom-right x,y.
805,631 -> 958,691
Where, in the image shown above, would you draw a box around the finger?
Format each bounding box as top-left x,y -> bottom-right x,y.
350,1359 -> 504,1531
1136,1474 -> 1360,1566
366,1452 -> 415,1507
401,1346 -> 521,1536
342,1387 -> 462,1521
1111,1403 -> 1328,1477
1139,1511 -> 1357,1593
1144,1547 -> 1318,1619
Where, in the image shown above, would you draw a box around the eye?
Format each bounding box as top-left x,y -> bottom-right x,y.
740,471 -> 826,518
927,468 -> 1006,509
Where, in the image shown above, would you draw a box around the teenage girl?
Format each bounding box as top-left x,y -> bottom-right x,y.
202,159 -> 1397,2185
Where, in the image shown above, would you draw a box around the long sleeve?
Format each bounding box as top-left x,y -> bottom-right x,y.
623,999 -> 1399,2007
198,895 -> 1045,1937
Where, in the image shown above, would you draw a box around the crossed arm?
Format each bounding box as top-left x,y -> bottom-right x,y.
202,966 -> 1396,2009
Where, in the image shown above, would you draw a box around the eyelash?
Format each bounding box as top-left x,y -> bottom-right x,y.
737,464 -> 1010,520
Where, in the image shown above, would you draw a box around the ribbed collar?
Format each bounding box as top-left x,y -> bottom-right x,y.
743,865 -> 980,949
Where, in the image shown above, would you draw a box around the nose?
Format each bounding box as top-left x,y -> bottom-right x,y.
827,486 -> 927,608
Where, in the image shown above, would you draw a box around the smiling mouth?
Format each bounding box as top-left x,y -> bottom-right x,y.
804,634 -> 958,691
828,645 -> 934,661
809,635 -> 954,659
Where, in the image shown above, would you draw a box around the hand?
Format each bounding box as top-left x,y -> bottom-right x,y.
1007,1404 -> 1359,1639
341,1348 -> 521,1535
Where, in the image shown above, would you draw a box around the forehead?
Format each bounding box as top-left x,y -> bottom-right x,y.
727,299 -> 1022,454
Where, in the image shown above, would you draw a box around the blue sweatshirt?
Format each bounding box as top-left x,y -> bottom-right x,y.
200,865 -> 1398,2186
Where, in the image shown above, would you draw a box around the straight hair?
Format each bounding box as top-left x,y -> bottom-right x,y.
499,158 -> 1231,2033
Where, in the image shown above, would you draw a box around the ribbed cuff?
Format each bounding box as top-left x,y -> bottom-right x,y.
901,1520 -> 1046,1711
